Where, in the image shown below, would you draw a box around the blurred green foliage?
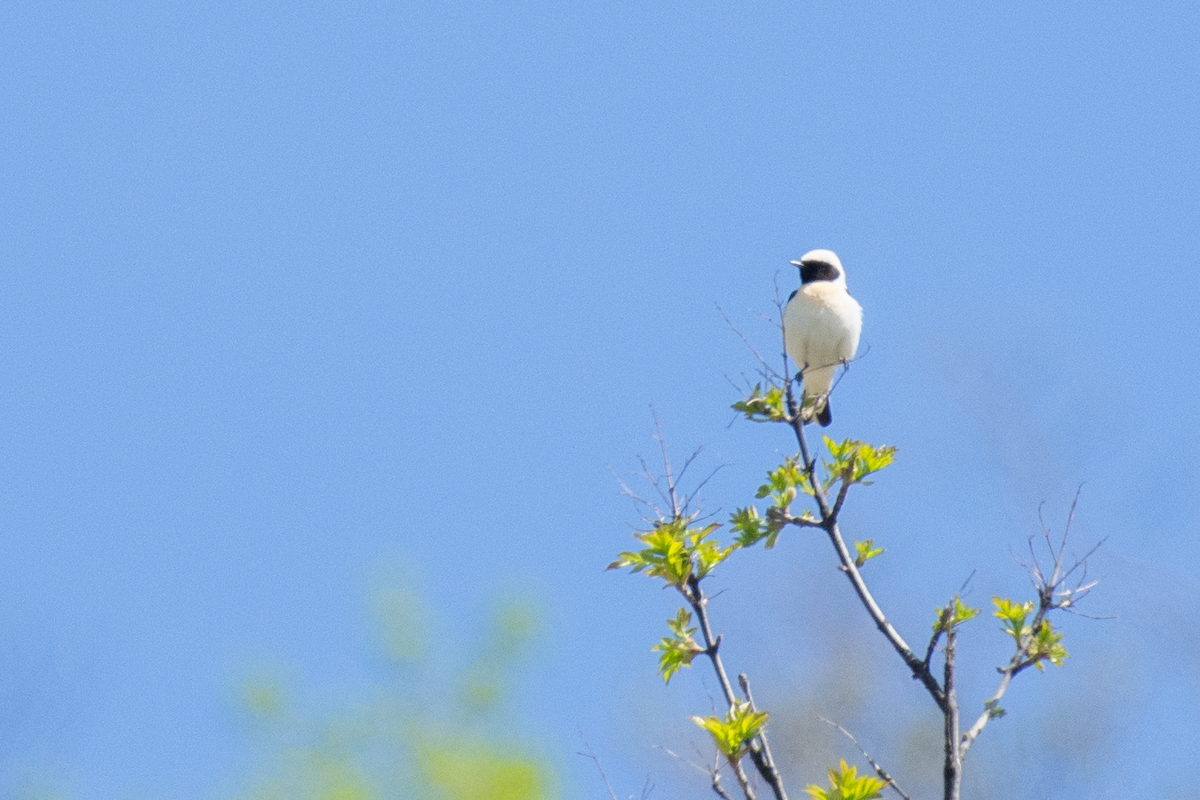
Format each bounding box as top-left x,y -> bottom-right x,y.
231,580 -> 554,800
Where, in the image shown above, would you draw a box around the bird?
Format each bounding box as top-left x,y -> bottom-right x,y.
782,249 -> 862,427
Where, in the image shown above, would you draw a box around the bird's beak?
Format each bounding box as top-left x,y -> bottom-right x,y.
789,261 -> 803,268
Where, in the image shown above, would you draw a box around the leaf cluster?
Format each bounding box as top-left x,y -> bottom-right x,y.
932,597 -> 979,634
731,384 -> 788,423
993,597 -> 1069,671
729,504 -> 781,549
821,437 -> 897,490
729,456 -> 821,548
854,539 -> 885,567
804,760 -> 886,800
607,517 -> 734,588
690,701 -> 769,760
651,609 -> 704,683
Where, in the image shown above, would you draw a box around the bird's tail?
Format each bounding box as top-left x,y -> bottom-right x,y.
816,399 -> 832,427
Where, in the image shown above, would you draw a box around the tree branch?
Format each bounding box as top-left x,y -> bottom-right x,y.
684,575 -> 788,800
578,732 -> 621,800
960,491 -> 1104,758
686,575 -> 739,710
783,375 -> 947,710
818,717 -> 912,800
942,627 -> 961,800
739,674 -> 788,800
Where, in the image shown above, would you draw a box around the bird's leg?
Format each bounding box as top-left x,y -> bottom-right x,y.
794,365 -> 812,425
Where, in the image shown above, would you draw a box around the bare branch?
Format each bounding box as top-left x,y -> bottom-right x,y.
818,718 -> 912,800
924,609 -> 950,672
651,409 -> 680,519
961,491 -> 1106,758
719,304 -> 783,384
943,628 -> 962,800
578,732 -> 620,800
656,745 -> 736,800
785,378 -> 946,709
829,475 -> 853,522
712,776 -> 736,800
686,575 -> 739,710
738,674 -> 789,800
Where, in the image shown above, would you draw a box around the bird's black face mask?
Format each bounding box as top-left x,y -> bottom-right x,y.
800,260 -> 841,284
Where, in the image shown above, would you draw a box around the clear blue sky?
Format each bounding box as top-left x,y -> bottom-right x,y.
2,1 -> 1198,797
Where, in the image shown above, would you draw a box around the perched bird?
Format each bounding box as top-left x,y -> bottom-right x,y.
783,249 -> 862,426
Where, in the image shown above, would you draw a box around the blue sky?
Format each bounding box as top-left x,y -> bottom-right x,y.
2,1 -> 1199,797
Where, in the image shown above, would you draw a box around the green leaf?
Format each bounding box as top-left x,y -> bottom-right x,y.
732,384 -> 789,423
821,438 -> 898,489
608,517 -> 734,588
804,759 -> 885,800
853,539 -> 885,567
757,456 -> 811,499
731,504 -> 788,550
731,505 -> 769,548
652,609 -> 704,682
992,597 -> 1035,644
690,701 -> 770,759
933,596 -> 980,633
1029,619 -> 1068,670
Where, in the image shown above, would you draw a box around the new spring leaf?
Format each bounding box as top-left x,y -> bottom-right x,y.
732,384 -> 788,423
608,517 -> 735,587
804,760 -> 885,800
854,540 -> 885,567
822,437 -> 897,487
993,597 -> 1035,644
652,608 -> 704,682
933,597 -> 979,633
690,701 -> 769,760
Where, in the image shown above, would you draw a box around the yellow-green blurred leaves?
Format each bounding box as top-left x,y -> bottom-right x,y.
690,701 -> 769,760
234,751 -> 377,800
419,740 -> 553,800
231,582 -> 555,800
804,760 -> 885,800
461,598 -> 541,711
239,674 -> 288,722
372,584 -> 429,664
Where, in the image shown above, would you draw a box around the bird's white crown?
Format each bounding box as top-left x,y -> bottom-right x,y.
791,249 -> 847,286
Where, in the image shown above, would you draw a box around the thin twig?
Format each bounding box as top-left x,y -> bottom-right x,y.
960,492 -> 1105,758
656,745 -> 734,800
685,575 -> 787,800
719,304 -> 783,384
578,732 -> 620,800
924,609 -> 949,672
739,674 -> 788,800
818,718 -> 912,800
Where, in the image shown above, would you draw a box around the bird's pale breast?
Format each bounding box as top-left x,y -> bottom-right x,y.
783,283 -> 862,399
